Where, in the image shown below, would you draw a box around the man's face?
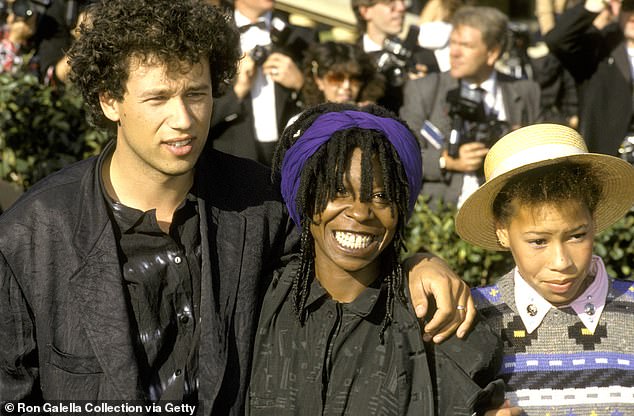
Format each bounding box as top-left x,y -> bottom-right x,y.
234,0 -> 275,17
310,148 -> 398,289
360,0 -> 406,39
99,56 -> 213,181
496,200 -> 595,307
449,24 -> 499,83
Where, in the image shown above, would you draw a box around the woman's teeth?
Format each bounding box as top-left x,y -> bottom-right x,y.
169,139 -> 192,148
334,231 -> 374,249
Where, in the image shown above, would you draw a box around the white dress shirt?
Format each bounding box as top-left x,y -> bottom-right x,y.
235,9 -> 278,143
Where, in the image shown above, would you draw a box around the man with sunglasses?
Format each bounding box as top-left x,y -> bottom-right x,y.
546,0 -> 634,160
351,0 -> 439,112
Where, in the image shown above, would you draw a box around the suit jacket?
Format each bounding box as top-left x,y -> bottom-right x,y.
545,4 -> 631,156
0,142 -> 296,415
400,71 -> 541,206
209,19 -> 316,166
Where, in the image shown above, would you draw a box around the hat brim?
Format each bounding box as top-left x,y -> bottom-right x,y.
455,153 -> 634,251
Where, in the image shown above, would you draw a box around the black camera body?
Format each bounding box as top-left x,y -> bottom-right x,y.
373,25 -> 419,87
249,17 -> 307,67
446,82 -> 510,158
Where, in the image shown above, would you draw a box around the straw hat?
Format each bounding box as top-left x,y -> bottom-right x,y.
455,123 -> 634,251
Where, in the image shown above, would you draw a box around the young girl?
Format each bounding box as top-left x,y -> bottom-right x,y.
247,102 -> 514,415
456,123 -> 634,414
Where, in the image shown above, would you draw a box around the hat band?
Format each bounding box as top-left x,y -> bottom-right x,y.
488,143 -> 586,180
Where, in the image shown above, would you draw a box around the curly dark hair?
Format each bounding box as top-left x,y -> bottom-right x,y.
272,102 -> 414,342
301,41 -> 385,107
68,0 -> 241,130
492,161 -> 603,226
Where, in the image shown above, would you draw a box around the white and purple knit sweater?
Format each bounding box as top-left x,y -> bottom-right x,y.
473,271 -> 634,415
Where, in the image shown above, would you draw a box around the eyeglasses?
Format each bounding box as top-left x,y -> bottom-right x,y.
375,0 -> 412,8
323,72 -> 363,87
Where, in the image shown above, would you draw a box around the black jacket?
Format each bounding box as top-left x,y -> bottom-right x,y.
0,143 -> 296,415
545,4 -> 631,156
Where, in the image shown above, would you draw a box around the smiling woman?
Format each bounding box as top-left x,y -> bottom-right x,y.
248,102 -> 509,415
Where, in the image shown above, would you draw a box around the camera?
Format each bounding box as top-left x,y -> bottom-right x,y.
502,22 -> 533,80
446,82 -> 510,158
373,25 -> 419,87
619,136 -> 634,164
249,17 -> 308,67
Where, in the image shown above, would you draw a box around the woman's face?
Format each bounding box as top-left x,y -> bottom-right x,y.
496,199 -> 595,306
310,148 -> 398,286
315,70 -> 363,104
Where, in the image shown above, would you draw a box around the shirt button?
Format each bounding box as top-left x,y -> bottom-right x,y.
175,369 -> 182,377
174,256 -> 182,264
180,314 -> 190,324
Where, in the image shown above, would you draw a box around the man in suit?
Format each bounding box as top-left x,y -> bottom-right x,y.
400,5 -> 541,208
351,0 -> 440,113
545,0 -> 634,158
209,0 -> 315,166
0,0 -> 477,413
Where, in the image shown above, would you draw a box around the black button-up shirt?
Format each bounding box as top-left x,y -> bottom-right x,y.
99,151 -> 201,401
249,261 -> 434,415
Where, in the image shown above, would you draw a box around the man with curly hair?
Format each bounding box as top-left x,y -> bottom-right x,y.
0,0 -> 477,412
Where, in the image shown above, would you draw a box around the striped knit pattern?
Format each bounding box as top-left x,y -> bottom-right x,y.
473,272 -> 634,415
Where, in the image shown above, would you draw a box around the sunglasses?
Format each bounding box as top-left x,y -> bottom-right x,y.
375,0 -> 412,8
323,72 -> 364,87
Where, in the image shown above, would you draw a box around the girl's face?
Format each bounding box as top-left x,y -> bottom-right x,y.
496,200 -> 595,306
310,147 -> 398,287
315,70 -> 363,104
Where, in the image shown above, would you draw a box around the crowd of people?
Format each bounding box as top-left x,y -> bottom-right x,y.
1,0 -> 634,415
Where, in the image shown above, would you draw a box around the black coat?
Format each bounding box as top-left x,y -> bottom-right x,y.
0,143 -> 296,415
545,4 -> 631,156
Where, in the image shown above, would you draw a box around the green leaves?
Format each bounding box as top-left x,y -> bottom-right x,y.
0,70 -> 109,189
404,196 -> 634,286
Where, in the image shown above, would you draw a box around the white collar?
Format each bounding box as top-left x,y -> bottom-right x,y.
362,34 -> 383,53
465,71 -> 497,94
514,255 -> 609,334
234,9 -> 271,29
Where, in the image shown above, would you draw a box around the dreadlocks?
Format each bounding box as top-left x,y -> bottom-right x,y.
272,102 -> 415,342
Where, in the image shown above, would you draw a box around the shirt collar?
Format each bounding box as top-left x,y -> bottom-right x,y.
234,9 -> 271,30
362,34 -> 383,53
465,71 -> 497,94
515,255 -> 608,334
97,141 -> 197,234
306,276 -> 385,318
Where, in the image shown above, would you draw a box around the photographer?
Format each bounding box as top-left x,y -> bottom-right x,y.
351,0 -> 439,113
0,0 -> 39,74
32,0 -> 93,85
209,0 -> 316,166
400,5 -> 541,209
545,0 -> 634,160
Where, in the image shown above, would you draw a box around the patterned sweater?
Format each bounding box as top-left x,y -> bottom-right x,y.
472,271 -> 634,415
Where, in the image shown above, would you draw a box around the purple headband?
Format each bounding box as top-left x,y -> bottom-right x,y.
280,110 -> 422,228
